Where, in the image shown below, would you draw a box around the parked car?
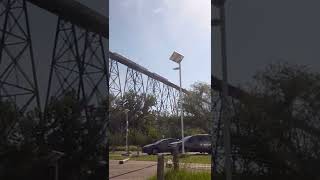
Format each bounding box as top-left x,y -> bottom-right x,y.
169,134 -> 211,154
142,138 -> 179,155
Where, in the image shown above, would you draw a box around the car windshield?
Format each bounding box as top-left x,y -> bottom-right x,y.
154,139 -> 166,144
182,136 -> 192,142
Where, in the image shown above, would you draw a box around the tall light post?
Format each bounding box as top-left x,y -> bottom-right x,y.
124,109 -> 130,155
170,51 -> 185,154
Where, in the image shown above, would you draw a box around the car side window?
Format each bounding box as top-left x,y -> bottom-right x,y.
188,137 -> 196,143
161,140 -> 168,144
200,136 -> 210,142
199,136 -> 205,141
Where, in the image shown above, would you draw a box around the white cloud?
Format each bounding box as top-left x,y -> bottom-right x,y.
162,0 -> 211,32
153,7 -> 164,14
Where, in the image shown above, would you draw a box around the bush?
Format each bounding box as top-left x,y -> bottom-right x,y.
129,130 -> 148,146
109,133 -> 124,147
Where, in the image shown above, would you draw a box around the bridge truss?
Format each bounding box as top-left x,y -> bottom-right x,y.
1,0 -> 246,177
109,52 -> 184,116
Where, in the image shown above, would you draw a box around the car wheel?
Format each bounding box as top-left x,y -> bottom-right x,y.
170,149 -> 175,155
152,148 -> 158,155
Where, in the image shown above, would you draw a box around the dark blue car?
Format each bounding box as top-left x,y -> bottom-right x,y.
142,138 -> 179,155
169,134 -> 211,154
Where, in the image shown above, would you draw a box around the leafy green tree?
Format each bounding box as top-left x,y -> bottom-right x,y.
232,62 -> 320,179
0,100 -> 50,180
183,82 -> 211,133
109,91 -> 158,146
43,90 -> 108,180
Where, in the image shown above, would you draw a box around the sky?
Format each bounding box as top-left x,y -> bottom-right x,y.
25,0 -> 106,107
213,0 -> 320,87
109,0 -> 211,89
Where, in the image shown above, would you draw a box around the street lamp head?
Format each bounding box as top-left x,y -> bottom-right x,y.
169,51 -> 184,64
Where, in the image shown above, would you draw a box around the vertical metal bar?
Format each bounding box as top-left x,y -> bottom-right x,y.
213,1 -> 232,179
45,17 -> 61,117
23,0 -> 41,114
125,110 -> 129,155
220,4 -> 232,180
0,0 -> 10,65
179,62 -> 185,154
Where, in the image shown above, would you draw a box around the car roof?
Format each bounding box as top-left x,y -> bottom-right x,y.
155,138 -> 178,143
191,134 -> 210,136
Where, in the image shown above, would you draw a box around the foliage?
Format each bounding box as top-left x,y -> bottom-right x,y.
108,82 -> 211,147
231,62 -> 320,179
0,90 -> 108,180
149,169 -> 211,180
43,90 -> 108,179
109,91 -> 160,146
0,101 -> 50,180
183,82 -> 211,133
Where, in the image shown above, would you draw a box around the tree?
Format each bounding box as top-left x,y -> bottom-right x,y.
232,62 -> 320,179
43,90 -> 108,180
109,91 -> 158,146
0,100 -> 50,180
182,82 -> 211,133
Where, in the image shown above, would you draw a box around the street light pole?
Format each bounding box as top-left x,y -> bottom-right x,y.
170,51 -> 185,154
124,109 -> 130,155
178,62 -> 185,154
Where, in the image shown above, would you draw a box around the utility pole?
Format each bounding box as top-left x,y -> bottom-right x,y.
178,61 -> 185,154
124,109 -> 130,155
213,0 -> 232,180
170,51 -> 185,154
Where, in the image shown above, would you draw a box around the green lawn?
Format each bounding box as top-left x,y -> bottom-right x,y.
109,152 -> 211,164
109,153 -> 125,160
179,154 -> 211,164
148,169 -> 211,180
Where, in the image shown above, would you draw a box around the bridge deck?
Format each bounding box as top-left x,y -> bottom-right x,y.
27,0 -> 108,38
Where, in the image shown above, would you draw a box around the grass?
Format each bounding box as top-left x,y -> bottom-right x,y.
148,169 -> 211,180
179,154 -> 211,164
109,153 -> 125,160
109,145 -> 141,152
109,152 -> 211,164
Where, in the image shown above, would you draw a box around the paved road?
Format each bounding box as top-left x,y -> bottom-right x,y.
109,160 -> 157,180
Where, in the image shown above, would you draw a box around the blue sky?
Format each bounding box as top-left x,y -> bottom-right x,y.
109,0 -> 210,89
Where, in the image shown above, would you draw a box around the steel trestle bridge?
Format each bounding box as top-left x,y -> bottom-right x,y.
0,0 -> 243,177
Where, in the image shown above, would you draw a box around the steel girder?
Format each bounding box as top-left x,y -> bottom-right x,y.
109,59 -> 121,98
0,0 -> 40,113
124,67 -> 145,95
44,17 -> 108,120
212,1 -> 241,174
108,56 -> 181,116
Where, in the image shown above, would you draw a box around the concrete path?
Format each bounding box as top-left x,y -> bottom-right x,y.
109,160 -> 157,180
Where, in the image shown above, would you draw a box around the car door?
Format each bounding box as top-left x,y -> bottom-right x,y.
164,138 -> 175,152
187,136 -> 199,152
157,139 -> 167,152
199,135 -> 211,152
183,137 -> 192,151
